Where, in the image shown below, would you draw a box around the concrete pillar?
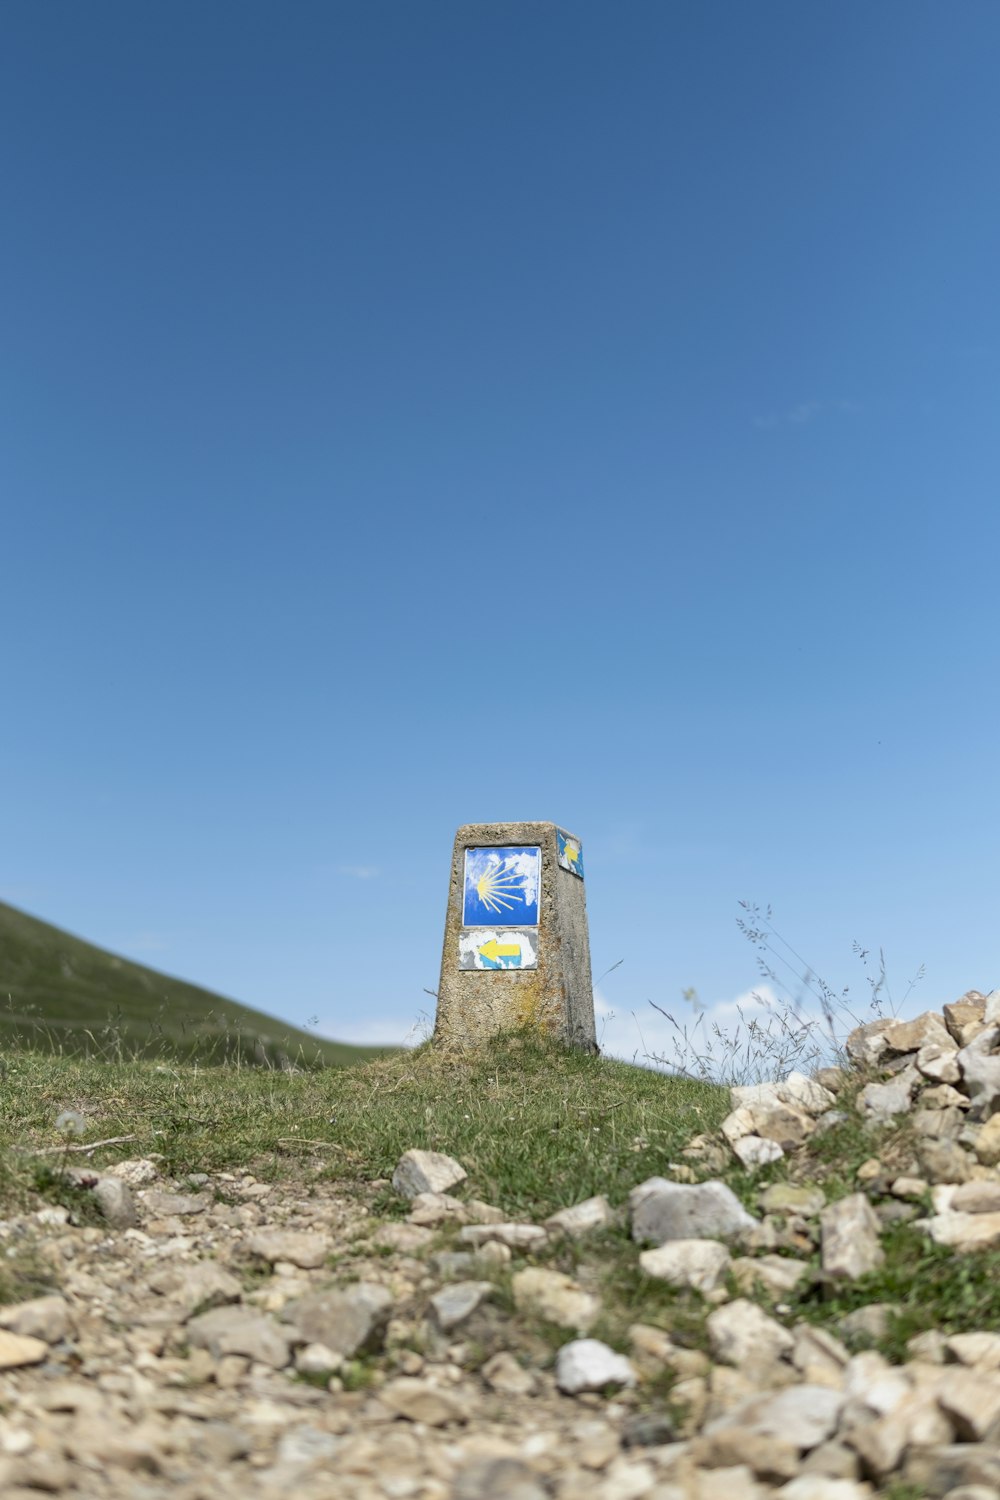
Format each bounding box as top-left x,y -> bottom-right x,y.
434,821 -> 596,1051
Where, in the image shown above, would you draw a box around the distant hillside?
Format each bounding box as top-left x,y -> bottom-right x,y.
0,901 -> 390,1068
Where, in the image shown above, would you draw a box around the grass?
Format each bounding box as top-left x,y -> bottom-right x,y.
0,1029 -> 728,1212
0,899 -> 389,1069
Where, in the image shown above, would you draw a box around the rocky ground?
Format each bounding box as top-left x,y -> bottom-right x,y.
6,993 -> 1000,1498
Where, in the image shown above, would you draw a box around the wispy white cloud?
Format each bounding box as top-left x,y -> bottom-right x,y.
338,865 -> 380,880
753,398 -> 860,430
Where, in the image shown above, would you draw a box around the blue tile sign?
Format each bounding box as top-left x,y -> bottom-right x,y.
462,846 -> 541,928
557,829 -> 584,879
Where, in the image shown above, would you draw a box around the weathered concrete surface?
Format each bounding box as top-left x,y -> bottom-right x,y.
434,822 -> 596,1050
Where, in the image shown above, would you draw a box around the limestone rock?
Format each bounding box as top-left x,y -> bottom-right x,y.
629,1178 -> 759,1246
705,1384 -> 844,1453
429,1280 -> 495,1332
370,1221 -> 435,1253
0,1329 -> 48,1369
917,1137 -> 972,1184
820,1195 -> 884,1280
922,1211 -> 1000,1252
950,1181 -> 1000,1213
974,1114 -> 1000,1166
936,1367 -> 1000,1440
730,1254 -> 809,1299
391,1149 -> 467,1198
512,1267 -> 600,1330
760,1184 -> 826,1217
245,1230 -> 329,1269
944,993 -> 988,1046
481,1350 -> 538,1395
732,1136 -> 784,1169
459,1222 -> 547,1251
959,1028 -> 1000,1120
280,1282 -> 393,1356
858,1076 -> 914,1122
186,1306 -> 292,1368
555,1339 -> 637,1394
141,1189 -> 212,1217
92,1176 -> 139,1228
0,1295 -> 70,1344
638,1239 -> 731,1294
916,1042 -> 961,1084
881,1011 -> 952,1055
706,1299 -> 794,1368
946,1332 -> 1000,1369
453,1458 -> 547,1500
544,1195 -> 614,1238
381,1376 -> 468,1426
106,1157 -> 160,1186
147,1259 -> 242,1316
845,1019 -> 891,1067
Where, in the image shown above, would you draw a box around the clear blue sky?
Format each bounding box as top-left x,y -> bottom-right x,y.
3,2 -> 998,1062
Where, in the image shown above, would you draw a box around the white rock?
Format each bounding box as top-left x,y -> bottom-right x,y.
544,1195 -> 615,1237
777,1480 -> 870,1500
638,1240 -> 731,1294
381,1377 -> 469,1426
820,1195 -> 884,1280
429,1281 -> 495,1332
629,1179 -> 759,1245
512,1268 -> 600,1330
459,1222 -> 547,1250
555,1340 -> 637,1394
732,1136 -> 784,1169
0,1296 -> 70,1344
706,1384 -> 844,1452
0,1330 -> 48,1370
946,1332 -> 1000,1368
294,1342 -> 343,1375
246,1230 -> 329,1269
916,1042 -> 961,1084
706,1299 -> 794,1367
922,1211 -> 1000,1251
392,1149 -> 467,1198
782,1072 -> 838,1116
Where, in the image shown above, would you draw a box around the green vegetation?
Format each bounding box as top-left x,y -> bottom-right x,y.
0,899 -> 388,1068
0,1028 -> 727,1212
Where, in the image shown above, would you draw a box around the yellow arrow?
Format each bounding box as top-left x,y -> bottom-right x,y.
479,939 -> 520,962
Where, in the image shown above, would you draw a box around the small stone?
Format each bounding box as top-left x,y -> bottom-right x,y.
408,1192 -> 470,1226
911,1106 -> 966,1140
392,1149 -> 467,1199
921,1083 -> 968,1110
778,1480 -> 871,1499
294,1342 -> 343,1374
792,1325 -> 850,1379
946,1332 -> 1000,1369
975,1115 -> 1000,1166
889,1176 -> 928,1202
0,1296 -> 70,1344
958,1028 -> 1000,1120
923,1211 -> 1000,1252
453,1458 -> 547,1500
92,1176 -> 139,1228
281,1282 -> 393,1357
141,1189 -> 212,1216
186,1307 -> 292,1368
429,1281 -> 494,1332
881,1011 -> 953,1055
197,1422 -> 254,1463
837,1303 -> 896,1342
730,1254 -> 809,1299
918,1138 -> 972,1184
275,1425 -> 341,1467
639,1239 -> 731,1294
481,1351 -> 537,1395
544,1195 -> 615,1238
937,1367 -> 1000,1440
629,1179 -> 758,1246
512,1267 -> 600,1330
0,1330 -> 48,1369
732,1136 -> 784,1169
944,994 -> 988,1046
858,1077 -> 913,1121
951,1181 -> 1000,1214
706,1299 -> 794,1368
147,1259 -> 242,1316
245,1230 -> 329,1269
916,1042 -> 961,1084
370,1222 -> 435,1254
820,1195 -> 884,1280
621,1412 -> 676,1448
555,1339 -> 637,1394
459,1223 -> 547,1251
382,1376 -> 468,1425
106,1158 -> 161,1186
760,1184 -> 826,1217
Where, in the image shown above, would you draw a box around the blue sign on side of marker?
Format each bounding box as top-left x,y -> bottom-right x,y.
556,829 -> 584,879
462,846 -> 541,928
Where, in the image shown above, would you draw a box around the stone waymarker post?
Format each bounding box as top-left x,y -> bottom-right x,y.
434,821 -> 597,1051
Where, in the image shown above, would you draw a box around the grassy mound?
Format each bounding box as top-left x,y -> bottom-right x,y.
0,899 -> 387,1068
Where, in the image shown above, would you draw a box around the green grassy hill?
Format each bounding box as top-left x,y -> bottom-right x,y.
0,900 -> 390,1068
